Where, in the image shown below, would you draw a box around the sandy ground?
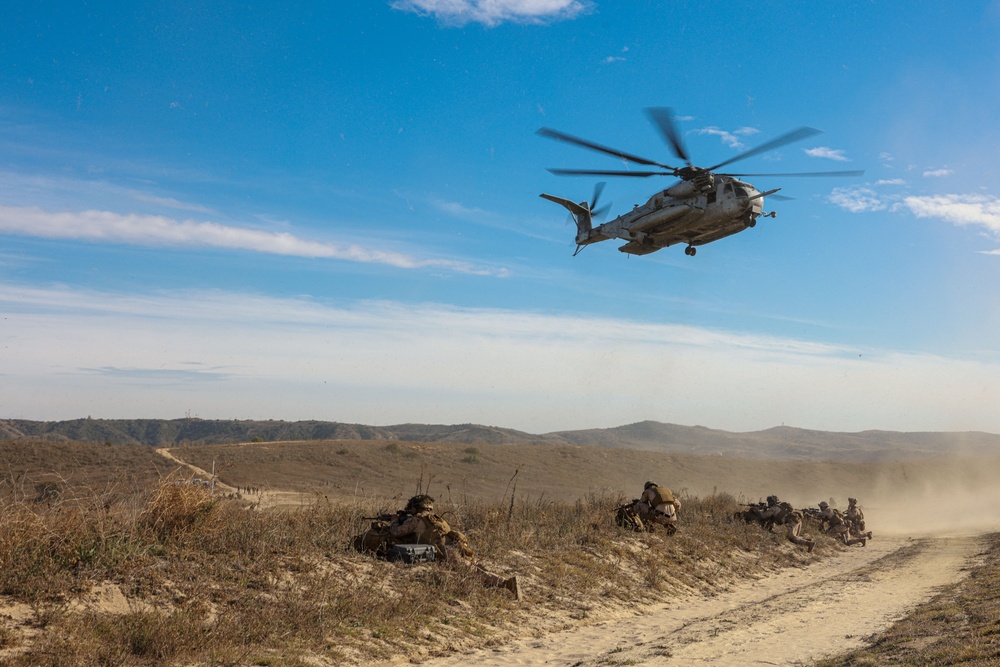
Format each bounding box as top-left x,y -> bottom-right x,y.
369,533 -> 984,667
153,446 -> 988,665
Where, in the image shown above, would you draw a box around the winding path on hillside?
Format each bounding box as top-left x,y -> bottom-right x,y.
155,447 -> 313,507
373,534 -> 983,667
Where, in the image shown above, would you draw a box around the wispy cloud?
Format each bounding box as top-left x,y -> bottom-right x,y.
0,205 -> 508,276
803,146 -> 850,162
901,194 -> 1000,236
2,285 -> 998,432
876,178 -> 906,186
431,197 -> 563,243
923,168 -> 953,178
390,0 -> 591,26
828,186 -> 887,213
130,193 -> 214,213
692,126 -> 760,150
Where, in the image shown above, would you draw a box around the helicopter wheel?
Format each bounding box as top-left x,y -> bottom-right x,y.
685,246 -> 696,256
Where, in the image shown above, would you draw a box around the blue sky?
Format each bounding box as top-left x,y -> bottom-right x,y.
2,1 -> 999,433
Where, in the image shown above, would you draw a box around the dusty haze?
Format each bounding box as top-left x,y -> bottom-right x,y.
157,439 -> 1000,537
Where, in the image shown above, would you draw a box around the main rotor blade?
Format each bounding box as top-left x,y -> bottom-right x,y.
707,126 -> 822,171
547,168 -> 672,178
645,107 -> 691,165
718,169 -> 865,177
537,127 -> 677,170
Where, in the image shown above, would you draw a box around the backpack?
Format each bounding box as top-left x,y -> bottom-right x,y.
648,485 -> 676,507
416,513 -> 452,558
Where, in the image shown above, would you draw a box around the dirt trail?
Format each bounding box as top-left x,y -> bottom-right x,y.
155,447 -> 314,508
375,534 -> 983,667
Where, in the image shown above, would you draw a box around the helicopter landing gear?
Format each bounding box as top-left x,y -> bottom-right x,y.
684,245 -> 697,257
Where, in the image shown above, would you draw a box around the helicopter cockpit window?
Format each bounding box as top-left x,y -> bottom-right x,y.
723,183 -> 734,195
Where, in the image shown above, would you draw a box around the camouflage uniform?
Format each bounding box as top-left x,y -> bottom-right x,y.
389,495 -> 520,599
759,495 -> 782,530
633,482 -> 681,533
845,497 -> 872,539
773,502 -> 815,552
818,502 -> 866,546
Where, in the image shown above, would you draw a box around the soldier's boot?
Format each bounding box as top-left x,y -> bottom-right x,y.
807,540 -> 815,553
503,576 -> 520,600
866,531 -> 873,539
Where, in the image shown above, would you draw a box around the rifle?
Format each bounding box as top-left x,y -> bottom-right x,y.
801,507 -> 823,519
738,501 -> 768,510
363,510 -> 409,524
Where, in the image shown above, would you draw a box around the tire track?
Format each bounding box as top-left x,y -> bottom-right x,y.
378,534 -> 983,667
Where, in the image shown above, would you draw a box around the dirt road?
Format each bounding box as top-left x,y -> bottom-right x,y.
378,534 -> 982,667
155,447 -> 314,508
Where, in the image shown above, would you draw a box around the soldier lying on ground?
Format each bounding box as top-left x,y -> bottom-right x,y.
352,494 -> 520,599
630,481 -> 681,535
758,495 -> 783,531
818,501 -> 867,546
771,501 -> 815,552
734,500 -> 769,526
846,497 -> 873,540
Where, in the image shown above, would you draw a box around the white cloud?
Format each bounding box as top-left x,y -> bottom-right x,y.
803,146 -> 850,162
0,205 -> 508,276
828,186 -> 886,213
603,56 -> 626,64
693,126 -> 759,150
923,168 -> 953,178
901,194 -> 1000,236
390,0 -> 591,26
2,285 -> 998,433
131,192 -> 213,213
876,179 -> 906,186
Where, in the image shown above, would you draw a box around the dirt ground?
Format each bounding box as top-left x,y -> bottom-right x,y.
152,444 -> 996,666
365,533 -> 985,667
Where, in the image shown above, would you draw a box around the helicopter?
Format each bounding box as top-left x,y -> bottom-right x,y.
538,108 -> 863,257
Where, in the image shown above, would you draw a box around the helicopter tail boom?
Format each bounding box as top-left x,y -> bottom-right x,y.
540,193 -> 596,244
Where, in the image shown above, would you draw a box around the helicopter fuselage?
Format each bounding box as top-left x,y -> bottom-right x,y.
579,176 -> 765,256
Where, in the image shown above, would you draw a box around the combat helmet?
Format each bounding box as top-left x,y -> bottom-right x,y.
818,501 -> 829,510
766,495 -> 778,506
848,497 -> 857,505
405,494 -> 435,514
644,481 -> 657,490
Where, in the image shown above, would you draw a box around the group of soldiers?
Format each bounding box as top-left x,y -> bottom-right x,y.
738,495 -> 873,551
351,481 -> 872,601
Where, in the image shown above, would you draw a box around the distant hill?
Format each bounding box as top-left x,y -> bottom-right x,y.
2,417 -> 999,463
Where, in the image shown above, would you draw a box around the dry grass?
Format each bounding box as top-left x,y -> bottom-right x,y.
0,475 -> 828,666
814,533 -> 1000,667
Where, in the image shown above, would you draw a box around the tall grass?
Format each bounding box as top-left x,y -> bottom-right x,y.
0,481 -> 823,666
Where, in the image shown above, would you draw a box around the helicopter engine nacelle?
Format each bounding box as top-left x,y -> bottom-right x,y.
665,172 -> 715,199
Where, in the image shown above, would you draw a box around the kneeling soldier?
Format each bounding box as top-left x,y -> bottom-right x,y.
818,501 -> 866,546
633,481 -> 682,535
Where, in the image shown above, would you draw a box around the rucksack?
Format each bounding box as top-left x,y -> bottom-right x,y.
648,485 -> 676,507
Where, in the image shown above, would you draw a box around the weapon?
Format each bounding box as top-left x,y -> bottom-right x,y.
361,510 -> 409,527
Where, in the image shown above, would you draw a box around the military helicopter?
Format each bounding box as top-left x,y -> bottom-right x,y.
538,108 -> 863,257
